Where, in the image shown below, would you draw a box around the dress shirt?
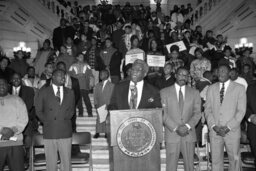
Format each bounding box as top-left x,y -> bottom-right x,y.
102,80 -> 108,91
12,86 -> 21,96
219,79 -> 230,95
52,84 -> 64,104
174,83 -> 185,101
174,83 -> 191,130
128,80 -> 144,109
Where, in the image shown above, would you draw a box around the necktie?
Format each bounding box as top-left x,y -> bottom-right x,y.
130,84 -> 138,109
179,87 -> 184,113
56,86 -> 61,104
220,83 -> 225,104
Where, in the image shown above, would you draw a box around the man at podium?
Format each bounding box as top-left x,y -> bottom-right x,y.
109,59 -> 161,110
108,59 -> 162,171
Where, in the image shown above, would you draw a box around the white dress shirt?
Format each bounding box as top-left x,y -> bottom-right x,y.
219,79 -> 230,95
52,84 -> 64,104
174,83 -> 185,101
128,80 -> 144,109
12,86 -> 21,96
174,83 -> 191,130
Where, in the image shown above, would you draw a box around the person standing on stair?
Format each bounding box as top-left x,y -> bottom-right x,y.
93,69 -> 114,139
35,69 -> 75,171
69,53 -> 94,117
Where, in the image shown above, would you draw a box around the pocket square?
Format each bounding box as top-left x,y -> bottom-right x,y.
148,98 -> 154,103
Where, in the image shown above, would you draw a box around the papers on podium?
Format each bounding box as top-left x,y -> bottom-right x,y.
97,104 -> 108,123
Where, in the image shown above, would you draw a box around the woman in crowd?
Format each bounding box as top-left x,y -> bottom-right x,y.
33,39 -> 55,77
190,47 -> 211,87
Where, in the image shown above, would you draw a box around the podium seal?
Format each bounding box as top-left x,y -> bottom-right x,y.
116,117 -> 156,157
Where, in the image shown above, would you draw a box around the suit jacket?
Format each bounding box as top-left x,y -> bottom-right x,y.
35,86 -> 75,139
245,82 -> 256,140
205,81 -> 246,138
108,80 -> 162,110
161,85 -> 201,143
9,85 -> 35,135
94,80 -> 114,109
44,76 -> 80,106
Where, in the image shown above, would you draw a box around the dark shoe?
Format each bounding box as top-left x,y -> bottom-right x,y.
88,114 -> 93,117
104,134 -> 107,138
93,133 -> 99,139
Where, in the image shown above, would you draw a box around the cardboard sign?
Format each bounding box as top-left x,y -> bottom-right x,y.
147,55 -> 166,67
125,53 -> 144,65
166,41 -> 187,53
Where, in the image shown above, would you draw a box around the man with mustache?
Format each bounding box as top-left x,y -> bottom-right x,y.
108,59 -> 162,171
161,67 -> 201,171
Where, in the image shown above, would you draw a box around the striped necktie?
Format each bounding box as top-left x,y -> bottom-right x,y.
220,83 -> 225,104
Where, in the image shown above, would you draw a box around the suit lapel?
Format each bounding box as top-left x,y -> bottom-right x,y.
221,81 -> 234,106
19,86 -> 23,98
170,85 -> 181,114
182,86 -> 190,115
49,86 -> 61,106
123,81 -> 130,109
138,82 -> 146,109
61,87 -> 68,107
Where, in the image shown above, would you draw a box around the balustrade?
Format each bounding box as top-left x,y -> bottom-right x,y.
38,0 -> 74,22
187,0 -> 223,26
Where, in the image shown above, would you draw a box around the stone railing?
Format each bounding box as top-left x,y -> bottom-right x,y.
186,0 -> 223,26
38,0 -> 75,22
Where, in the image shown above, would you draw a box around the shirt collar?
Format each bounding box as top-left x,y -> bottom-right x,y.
175,83 -> 185,89
130,80 -> 144,87
220,79 -> 230,88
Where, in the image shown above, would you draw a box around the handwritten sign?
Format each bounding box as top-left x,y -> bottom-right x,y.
147,55 -> 165,67
166,41 -> 187,53
125,53 -> 144,65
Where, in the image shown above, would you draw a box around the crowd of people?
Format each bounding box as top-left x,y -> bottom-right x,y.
0,1 -> 256,171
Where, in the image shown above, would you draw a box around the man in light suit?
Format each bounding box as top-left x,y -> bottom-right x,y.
35,69 -> 75,171
93,69 -> 114,138
245,81 -> 256,167
205,64 -> 246,171
161,67 -> 201,171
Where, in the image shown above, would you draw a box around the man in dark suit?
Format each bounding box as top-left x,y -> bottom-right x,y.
108,59 -> 162,171
35,69 -> 75,171
161,67 -> 201,171
109,59 -> 161,110
9,73 -> 35,161
205,64 -> 246,171
52,18 -> 75,50
245,81 -> 256,167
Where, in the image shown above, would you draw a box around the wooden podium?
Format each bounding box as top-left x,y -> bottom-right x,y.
109,109 -> 163,171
